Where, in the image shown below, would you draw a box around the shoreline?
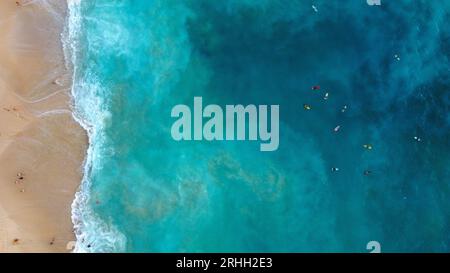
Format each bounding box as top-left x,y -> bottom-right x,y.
0,0 -> 87,252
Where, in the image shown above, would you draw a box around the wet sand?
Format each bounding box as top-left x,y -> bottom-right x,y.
0,0 -> 87,252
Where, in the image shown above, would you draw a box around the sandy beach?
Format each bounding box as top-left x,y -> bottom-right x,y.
0,0 -> 87,252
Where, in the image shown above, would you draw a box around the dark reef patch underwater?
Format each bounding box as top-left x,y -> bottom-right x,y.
68,0 -> 450,252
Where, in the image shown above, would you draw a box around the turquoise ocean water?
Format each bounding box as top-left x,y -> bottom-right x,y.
66,0 -> 450,252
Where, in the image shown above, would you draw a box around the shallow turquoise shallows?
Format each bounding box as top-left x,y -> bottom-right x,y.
68,0 -> 450,252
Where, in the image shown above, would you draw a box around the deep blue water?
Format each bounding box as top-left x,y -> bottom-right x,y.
68,0 -> 450,252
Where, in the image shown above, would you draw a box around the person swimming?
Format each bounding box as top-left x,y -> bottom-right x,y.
363,144 -> 373,150
311,85 -> 320,90
304,104 -> 312,110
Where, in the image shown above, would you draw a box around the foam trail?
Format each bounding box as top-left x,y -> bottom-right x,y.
64,0 -> 127,253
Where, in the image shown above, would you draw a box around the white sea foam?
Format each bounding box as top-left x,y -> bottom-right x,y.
64,0 -> 126,253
